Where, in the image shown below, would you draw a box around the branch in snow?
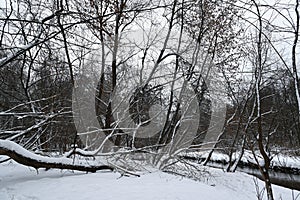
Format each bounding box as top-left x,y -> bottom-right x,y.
0,139 -> 113,173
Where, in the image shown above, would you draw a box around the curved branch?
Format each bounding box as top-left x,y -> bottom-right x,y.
0,139 -> 113,173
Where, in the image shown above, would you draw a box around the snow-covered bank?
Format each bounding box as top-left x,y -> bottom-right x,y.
0,160 -> 299,200
183,150 -> 300,171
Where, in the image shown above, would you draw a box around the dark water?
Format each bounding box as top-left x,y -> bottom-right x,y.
184,155 -> 300,191
238,167 -> 300,191
204,161 -> 300,191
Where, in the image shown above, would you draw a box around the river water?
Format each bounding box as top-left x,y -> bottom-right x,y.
204,161 -> 300,191
238,166 -> 300,191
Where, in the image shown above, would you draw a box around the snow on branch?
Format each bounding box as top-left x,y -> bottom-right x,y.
0,139 -> 114,173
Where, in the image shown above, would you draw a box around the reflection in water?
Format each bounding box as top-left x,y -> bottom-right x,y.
238,166 -> 300,191
206,161 -> 300,190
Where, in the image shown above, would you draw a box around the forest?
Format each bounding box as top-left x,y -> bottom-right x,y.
0,0 -> 300,199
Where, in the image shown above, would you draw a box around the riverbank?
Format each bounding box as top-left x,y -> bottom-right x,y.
182,150 -> 300,190
1,160 -> 299,200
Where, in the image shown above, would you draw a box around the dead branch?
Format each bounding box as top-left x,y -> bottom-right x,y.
0,139 -> 113,173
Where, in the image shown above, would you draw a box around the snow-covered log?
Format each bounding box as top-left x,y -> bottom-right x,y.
0,139 -> 113,173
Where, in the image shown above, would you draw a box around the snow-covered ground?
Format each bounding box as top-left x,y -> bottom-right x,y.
0,160 -> 299,200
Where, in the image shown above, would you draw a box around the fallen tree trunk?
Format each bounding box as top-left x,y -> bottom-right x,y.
0,139 -> 113,173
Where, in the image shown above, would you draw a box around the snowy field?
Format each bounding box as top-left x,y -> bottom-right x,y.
0,160 -> 299,200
